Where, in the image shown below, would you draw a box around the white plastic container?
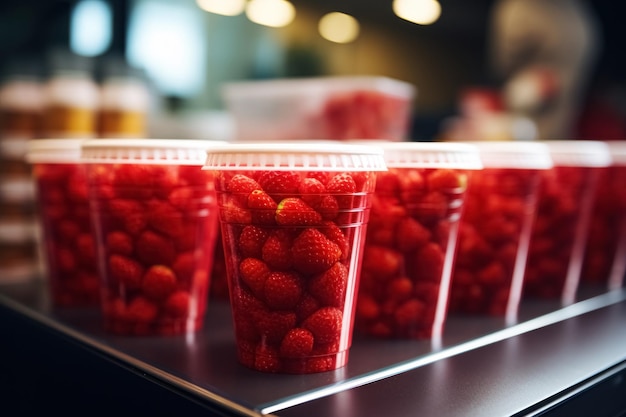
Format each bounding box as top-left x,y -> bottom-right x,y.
221,76 -> 416,141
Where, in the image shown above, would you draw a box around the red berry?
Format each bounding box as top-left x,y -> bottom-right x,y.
308,262 -> 348,307
395,217 -> 431,253
318,195 -> 339,220
327,173 -> 356,208
394,299 -> 425,328
106,231 -> 134,255
136,229 -> 176,266
227,174 -> 261,203
261,229 -> 293,271
414,242 -> 445,282
108,199 -> 147,235
221,195 -> 252,224
279,328 -> 314,358
239,258 -> 271,297
126,296 -> 158,322
298,177 -> 326,207
247,190 -> 277,225
361,246 -> 402,279
147,200 -> 184,237
295,294 -> 321,322
75,233 -> 96,265
254,344 -> 281,373
302,306 -> 343,344
275,198 -> 322,226
355,294 -> 380,321
319,221 -> 349,259
264,271 -> 304,310
142,265 -> 177,300
163,290 -> 190,318
172,252 -> 195,283
428,169 -> 465,191
109,254 -> 144,289
255,310 -> 297,343
113,165 -> 154,199
291,228 -> 342,275
258,171 -> 301,199
238,225 -> 269,258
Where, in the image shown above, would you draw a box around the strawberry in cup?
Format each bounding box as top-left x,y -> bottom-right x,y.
203,142 -> 387,374
27,139 -> 100,307
449,142 -> 552,324
580,141 -> 626,292
353,142 -> 482,340
81,139 -> 223,336
522,141 -> 610,305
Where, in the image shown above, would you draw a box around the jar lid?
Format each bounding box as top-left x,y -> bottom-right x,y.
542,140 -> 611,167
365,141 -> 483,169
25,138 -> 83,164
605,141 -> 626,165
202,141 -> 387,172
468,141 -> 553,169
81,138 -> 227,166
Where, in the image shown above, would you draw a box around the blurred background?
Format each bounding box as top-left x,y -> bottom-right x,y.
0,0 -> 625,141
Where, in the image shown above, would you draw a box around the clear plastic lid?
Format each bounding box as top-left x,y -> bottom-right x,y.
81,139 -> 227,166
467,141 -> 553,169
363,141 -> 483,169
542,140 -> 611,167
202,141 -> 387,172
25,138 -> 84,164
605,141 -> 626,165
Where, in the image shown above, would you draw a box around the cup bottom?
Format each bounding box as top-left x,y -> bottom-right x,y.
237,345 -> 349,374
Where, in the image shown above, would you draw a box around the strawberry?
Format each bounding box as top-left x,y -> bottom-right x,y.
395,217 -> 431,252
386,276 -> 413,302
306,171 -> 332,186
254,344 -> 281,373
258,171 -> 301,200
239,257 -> 270,297
108,199 -> 147,235
361,245 -> 402,279
126,296 -> 158,322
308,262 -> 347,307
279,328 -> 314,358
172,252 -> 195,283
147,200 -> 184,237
298,177 -> 326,207
106,231 -> 134,256
264,271 -> 304,310
275,198 -> 322,226
413,242 -> 445,282
228,174 -> 261,204
109,254 -> 144,289
136,229 -> 176,266
142,265 -> 177,300
355,294 -> 380,321
305,356 -> 335,373
247,190 -> 277,225
409,191 -> 448,223
221,195 -> 252,224
261,229 -> 293,271
428,169 -> 465,192
326,173 -> 356,208
291,228 -> 342,275
238,225 -> 269,258
375,170 -> 401,195
295,293 -> 320,323
163,291 -> 190,318
255,310 -> 297,343
57,219 -> 80,243
302,306 -> 343,344
394,299 -> 425,328
317,195 -> 339,220
112,164 -> 154,199
75,233 -> 96,266
319,221 -> 349,259
398,169 -> 426,196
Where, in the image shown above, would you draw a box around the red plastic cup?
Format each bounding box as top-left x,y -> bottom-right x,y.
523,141 -> 610,305
27,139 -> 100,307
581,141 -> 626,291
81,139 -> 222,336
449,141 -> 552,323
203,142 -> 387,373
353,142 -> 483,340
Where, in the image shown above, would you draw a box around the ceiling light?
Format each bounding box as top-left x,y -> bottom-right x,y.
246,0 -> 295,28
318,12 -> 360,44
393,0 -> 441,25
196,0 -> 246,16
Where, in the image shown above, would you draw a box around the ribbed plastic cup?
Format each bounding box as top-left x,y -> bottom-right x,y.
352,141 -> 483,340
203,141 -> 387,373
449,141 -> 553,324
27,138 -> 100,307
81,139 -> 223,336
581,141 -> 626,292
523,141 -> 610,305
